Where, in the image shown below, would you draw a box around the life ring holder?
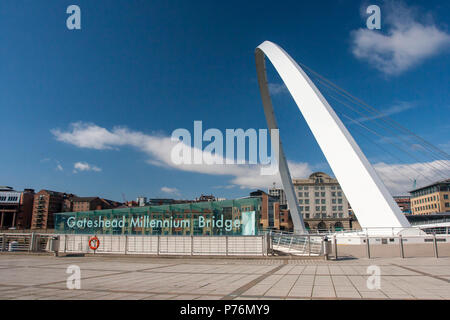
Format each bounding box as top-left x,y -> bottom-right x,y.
89,236 -> 100,251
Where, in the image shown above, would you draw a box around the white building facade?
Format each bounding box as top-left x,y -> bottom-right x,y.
293,172 -> 350,221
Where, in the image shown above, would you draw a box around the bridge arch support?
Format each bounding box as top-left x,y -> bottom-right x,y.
255,41 -> 411,234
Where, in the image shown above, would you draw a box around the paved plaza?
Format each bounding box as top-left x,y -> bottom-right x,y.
0,254 -> 449,300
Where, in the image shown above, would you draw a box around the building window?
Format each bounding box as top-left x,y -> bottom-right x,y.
315,192 -> 319,197
316,206 -> 320,211
298,186 -> 303,190
444,194 -> 449,200
299,199 -> 303,204
304,192 -> 309,197
321,199 -> 325,204
315,199 -> 320,204
305,199 -> 309,204
305,206 -> 309,211
321,206 -> 326,211
304,186 -> 309,190
298,192 -> 303,197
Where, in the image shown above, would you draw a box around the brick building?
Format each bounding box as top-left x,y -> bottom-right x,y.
31,190 -> 75,230
250,190 -> 294,231
0,186 -> 35,229
71,197 -> 121,212
393,196 -> 411,214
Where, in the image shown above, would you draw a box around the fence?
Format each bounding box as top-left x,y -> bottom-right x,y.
0,233 -> 271,256
61,234 -> 269,256
0,233 -> 58,252
264,230 -> 324,256
4,231 -> 447,259
332,234 -> 450,259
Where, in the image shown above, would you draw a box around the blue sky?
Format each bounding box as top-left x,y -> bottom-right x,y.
1,0 -> 449,201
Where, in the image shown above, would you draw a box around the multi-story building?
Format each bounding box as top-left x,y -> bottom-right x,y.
0,186 -> 35,229
136,197 -> 147,207
71,197 -> 120,212
393,196 -> 411,214
293,172 -> 353,231
196,194 -> 216,202
268,186 -> 287,206
31,190 -> 75,230
250,190 -> 294,231
410,179 -> 450,215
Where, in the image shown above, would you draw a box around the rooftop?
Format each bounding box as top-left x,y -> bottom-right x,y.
409,179 -> 450,193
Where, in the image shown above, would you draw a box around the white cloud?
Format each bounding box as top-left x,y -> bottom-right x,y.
53,122 -> 312,189
351,2 -> 450,75
161,187 -> 180,195
268,83 -> 288,95
73,161 -> 102,173
355,101 -> 415,123
53,123 -> 449,195
373,160 -> 450,195
56,164 -> 64,171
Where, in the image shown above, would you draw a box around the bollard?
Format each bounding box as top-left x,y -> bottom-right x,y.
366,235 -> 371,259
261,235 -> 265,256
124,235 -> 128,255
433,234 -> 439,258
157,235 -> 160,256
333,235 -> 338,260
308,235 -> 311,257
49,236 -> 60,257
29,232 -> 36,252
267,233 -> 273,256
322,237 -> 331,260
399,235 -> 404,258
191,235 -> 194,256
1,234 -> 5,252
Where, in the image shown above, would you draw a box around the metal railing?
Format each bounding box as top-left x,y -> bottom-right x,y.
261,230 -> 325,256
331,233 -> 450,259
61,234 -> 269,256
0,233 -> 33,252
410,217 -> 450,226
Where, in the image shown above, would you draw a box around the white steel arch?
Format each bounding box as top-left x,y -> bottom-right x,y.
255,41 -> 411,233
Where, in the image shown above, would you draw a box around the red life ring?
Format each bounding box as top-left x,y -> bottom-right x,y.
89,236 -> 100,250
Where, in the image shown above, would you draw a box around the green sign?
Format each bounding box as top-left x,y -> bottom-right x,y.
54,199 -> 261,236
